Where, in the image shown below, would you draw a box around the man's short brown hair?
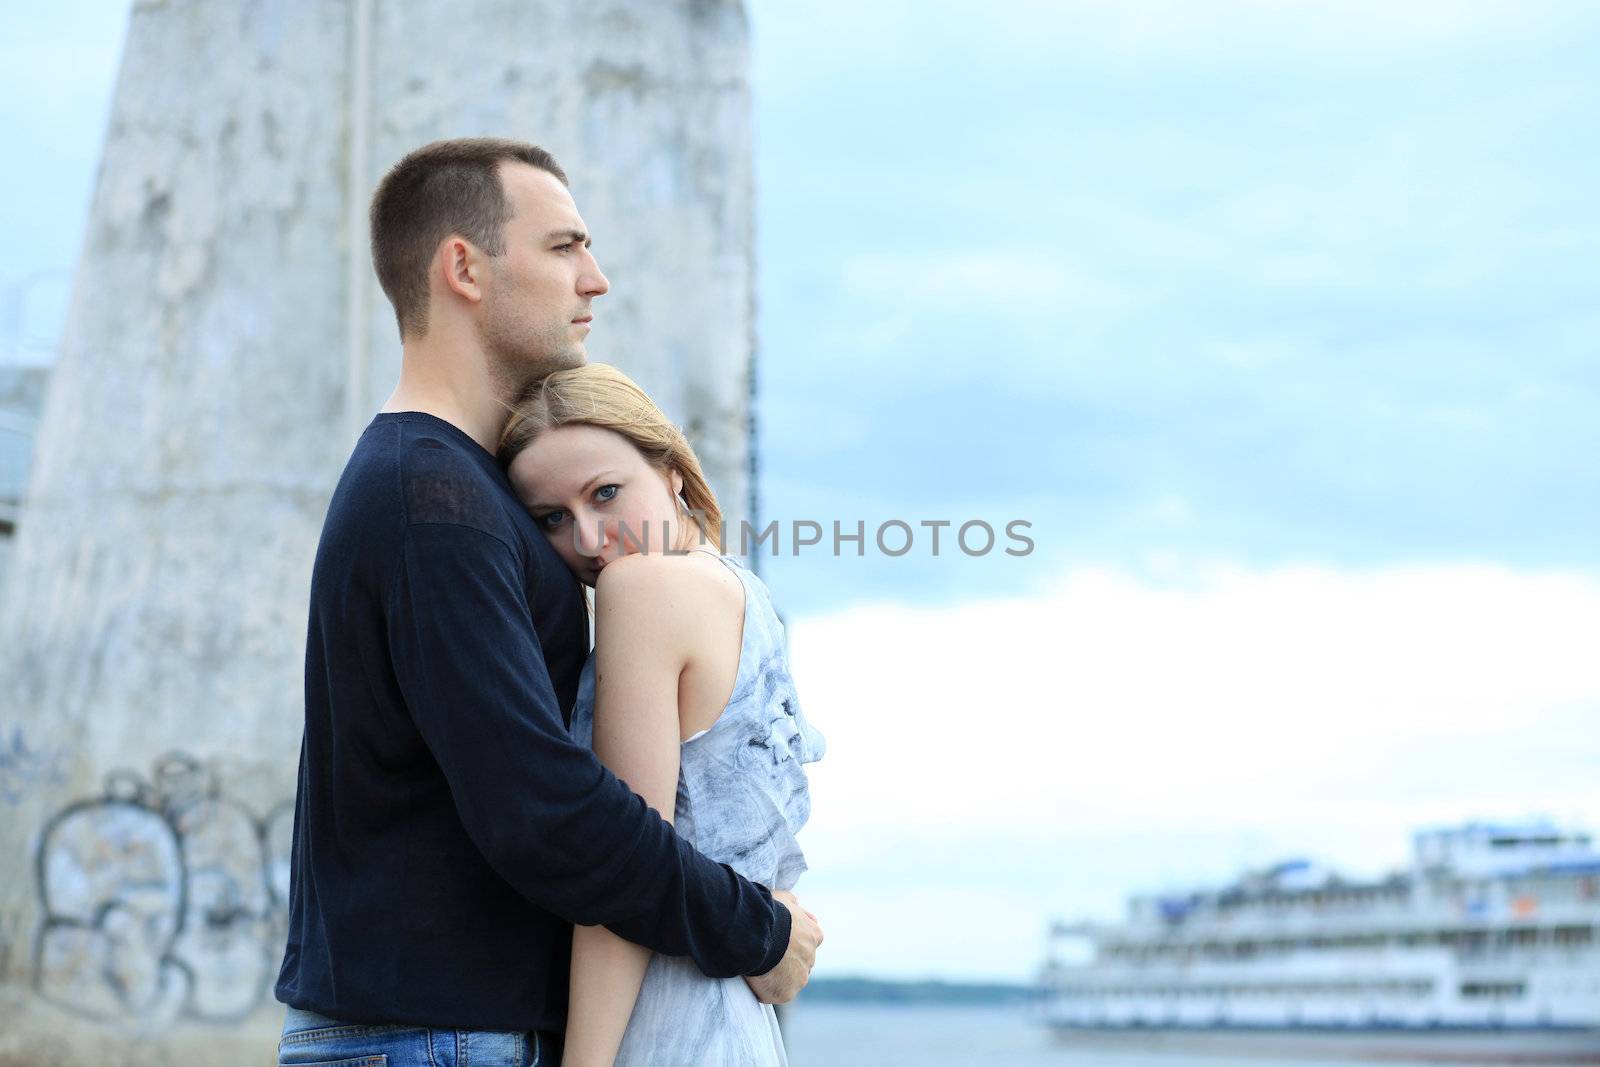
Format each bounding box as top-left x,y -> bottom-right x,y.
369,137 -> 568,338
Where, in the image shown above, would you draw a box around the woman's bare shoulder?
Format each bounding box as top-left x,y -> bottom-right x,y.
593,552 -> 743,642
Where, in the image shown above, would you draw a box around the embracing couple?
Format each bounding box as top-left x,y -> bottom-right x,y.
273,137 -> 826,1067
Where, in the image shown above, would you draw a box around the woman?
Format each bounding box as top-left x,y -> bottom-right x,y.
498,363 -> 826,1067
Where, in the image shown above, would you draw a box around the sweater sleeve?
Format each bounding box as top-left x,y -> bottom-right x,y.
387,519 -> 789,978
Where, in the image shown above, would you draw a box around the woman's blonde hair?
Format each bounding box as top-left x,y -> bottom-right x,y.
497,363 -> 724,551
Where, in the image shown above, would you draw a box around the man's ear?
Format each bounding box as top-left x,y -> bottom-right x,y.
438,236 -> 485,306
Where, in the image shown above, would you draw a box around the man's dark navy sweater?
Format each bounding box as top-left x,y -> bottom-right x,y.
274,412 -> 789,1033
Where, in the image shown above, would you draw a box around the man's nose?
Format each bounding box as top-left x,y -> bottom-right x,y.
580,249 -> 609,298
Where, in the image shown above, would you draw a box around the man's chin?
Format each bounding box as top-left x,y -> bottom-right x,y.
550,347 -> 587,373
511,349 -> 586,388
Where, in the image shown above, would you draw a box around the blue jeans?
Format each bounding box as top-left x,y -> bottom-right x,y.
277,1005 -> 557,1067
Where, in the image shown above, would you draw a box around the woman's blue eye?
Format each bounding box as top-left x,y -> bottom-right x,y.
534,487 -> 612,529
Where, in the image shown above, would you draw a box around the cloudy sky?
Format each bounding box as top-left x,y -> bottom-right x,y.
745,0 -> 1600,978
3,1 -> 1598,981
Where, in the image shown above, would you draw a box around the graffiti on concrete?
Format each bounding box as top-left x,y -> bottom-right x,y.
0,722 -> 66,804
33,752 -> 294,1024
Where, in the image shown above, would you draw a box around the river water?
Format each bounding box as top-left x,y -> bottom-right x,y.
780,1002 -> 1575,1067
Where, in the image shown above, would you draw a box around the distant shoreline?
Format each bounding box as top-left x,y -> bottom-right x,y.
797,977 -> 1040,1006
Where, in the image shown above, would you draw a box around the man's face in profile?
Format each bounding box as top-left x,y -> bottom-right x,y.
478,162 -> 610,384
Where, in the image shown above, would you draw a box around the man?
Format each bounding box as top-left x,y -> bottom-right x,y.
274,138 -> 821,1066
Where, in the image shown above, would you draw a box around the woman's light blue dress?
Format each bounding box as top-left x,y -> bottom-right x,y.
570,549 -> 826,1067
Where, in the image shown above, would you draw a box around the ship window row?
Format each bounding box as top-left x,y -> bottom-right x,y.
1221,887 -> 1410,912
1397,927 -> 1591,948
1488,834 -> 1587,848
1101,924 -> 1594,958
1168,886 -> 1412,918
1054,979 -> 1436,1000
1458,981 -> 1526,999
1181,874 -> 1599,919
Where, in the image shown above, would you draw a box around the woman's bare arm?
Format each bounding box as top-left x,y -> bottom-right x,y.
562,556 -> 695,1067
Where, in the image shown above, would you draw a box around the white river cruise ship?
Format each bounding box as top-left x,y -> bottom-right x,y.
1042,821 -> 1600,1063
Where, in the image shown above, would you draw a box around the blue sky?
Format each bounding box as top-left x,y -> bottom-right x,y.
3,1 -> 1598,981
747,0 -> 1600,613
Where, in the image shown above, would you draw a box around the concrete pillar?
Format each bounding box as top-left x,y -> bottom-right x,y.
0,1 -> 754,1062
0,363 -> 49,588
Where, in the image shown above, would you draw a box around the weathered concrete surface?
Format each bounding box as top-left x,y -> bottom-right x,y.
0,0 -> 754,1061
0,363 -> 50,586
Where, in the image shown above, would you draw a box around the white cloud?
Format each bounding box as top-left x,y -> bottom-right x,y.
784,560 -> 1600,978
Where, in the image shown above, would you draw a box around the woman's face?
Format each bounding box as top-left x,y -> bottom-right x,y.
506,423 -> 688,587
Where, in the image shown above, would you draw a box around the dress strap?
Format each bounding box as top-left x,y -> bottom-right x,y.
684,543 -> 747,578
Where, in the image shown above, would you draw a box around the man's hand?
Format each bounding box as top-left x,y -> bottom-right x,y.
744,889 -> 822,1004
